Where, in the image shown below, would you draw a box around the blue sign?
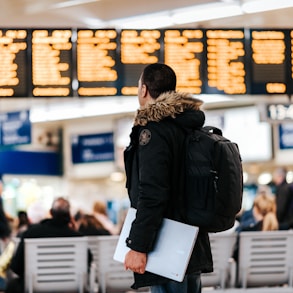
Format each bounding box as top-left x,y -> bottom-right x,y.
279,123 -> 293,149
0,110 -> 31,146
71,132 -> 114,164
0,150 -> 62,175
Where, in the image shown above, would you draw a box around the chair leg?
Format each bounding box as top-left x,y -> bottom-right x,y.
89,263 -> 98,293
28,274 -> 33,293
79,273 -> 83,293
242,268 -> 247,289
289,266 -> 293,287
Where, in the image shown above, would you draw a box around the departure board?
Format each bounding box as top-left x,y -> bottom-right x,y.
77,29 -> 118,96
0,29 -> 28,97
204,29 -> 247,94
249,29 -> 288,94
290,30 -> 293,94
2,27 -> 293,98
31,29 -> 73,97
164,29 -> 204,94
120,29 -> 161,95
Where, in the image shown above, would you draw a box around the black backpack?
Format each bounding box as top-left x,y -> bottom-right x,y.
179,125 -> 243,232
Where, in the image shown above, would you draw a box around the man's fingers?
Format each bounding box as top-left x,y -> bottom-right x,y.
124,264 -> 145,274
124,250 -> 147,274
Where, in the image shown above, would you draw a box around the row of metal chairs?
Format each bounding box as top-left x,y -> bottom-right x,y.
9,229 -> 293,292
13,236 -> 138,293
202,230 -> 293,292
88,231 -> 293,293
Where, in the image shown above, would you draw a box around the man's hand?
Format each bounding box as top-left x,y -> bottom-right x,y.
124,249 -> 147,274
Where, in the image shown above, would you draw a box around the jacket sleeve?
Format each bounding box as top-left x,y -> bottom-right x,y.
127,124 -> 173,253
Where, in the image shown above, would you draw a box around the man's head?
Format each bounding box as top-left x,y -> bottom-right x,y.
138,63 -> 176,107
50,197 -> 71,224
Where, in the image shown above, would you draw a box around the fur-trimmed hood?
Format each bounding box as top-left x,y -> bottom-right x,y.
134,91 -> 205,127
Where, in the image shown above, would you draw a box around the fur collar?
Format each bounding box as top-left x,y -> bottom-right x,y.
134,91 -> 203,126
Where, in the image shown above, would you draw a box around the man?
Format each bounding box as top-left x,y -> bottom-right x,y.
272,167 -> 293,230
123,63 -> 213,293
6,197 -> 91,293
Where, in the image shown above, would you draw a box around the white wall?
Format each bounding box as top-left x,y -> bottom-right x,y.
62,114 -> 133,210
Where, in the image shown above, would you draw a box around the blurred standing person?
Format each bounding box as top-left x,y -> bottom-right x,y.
0,179 -> 13,291
123,63 -> 212,293
0,180 -> 11,243
272,167 -> 293,230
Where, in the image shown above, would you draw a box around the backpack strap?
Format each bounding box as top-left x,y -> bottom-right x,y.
166,118 -> 200,224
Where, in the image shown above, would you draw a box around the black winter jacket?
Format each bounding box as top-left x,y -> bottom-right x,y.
124,91 -> 213,289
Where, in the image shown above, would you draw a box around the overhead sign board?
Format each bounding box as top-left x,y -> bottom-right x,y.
71,132 -> 114,164
0,110 -> 31,146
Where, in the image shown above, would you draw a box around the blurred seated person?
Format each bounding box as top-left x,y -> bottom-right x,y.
92,200 -> 119,235
15,201 -> 48,238
236,186 -> 278,232
233,190 -> 279,262
15,211 -> 29,237
6,197 -> 92,293
78,213 -> 111,236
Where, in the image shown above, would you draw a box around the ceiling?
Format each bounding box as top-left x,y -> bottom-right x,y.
0,0 -> 292,118
0,0 -> 292,28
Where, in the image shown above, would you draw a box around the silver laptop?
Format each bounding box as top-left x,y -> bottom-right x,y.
113,207 -> 199,282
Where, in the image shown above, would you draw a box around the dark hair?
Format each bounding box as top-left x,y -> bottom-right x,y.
50,197 -> 71,224
17,211 -> 29,227
141,63 -> 176,99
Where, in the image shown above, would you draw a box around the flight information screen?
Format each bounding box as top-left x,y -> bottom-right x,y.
164,29 -> 204,94
77,29 -> 118,96
249,29 -> 288,94
31,29 -> 73,97
0,27 -> 293,97
204,29 -> 247,94
0,29 -> 29,97
120,29 -> 161,95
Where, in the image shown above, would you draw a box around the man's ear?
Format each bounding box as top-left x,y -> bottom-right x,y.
141,84 -> 147,97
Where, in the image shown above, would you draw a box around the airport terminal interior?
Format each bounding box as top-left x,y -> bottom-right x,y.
0,1 -> 293,291
0,0 -> 292,218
